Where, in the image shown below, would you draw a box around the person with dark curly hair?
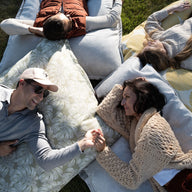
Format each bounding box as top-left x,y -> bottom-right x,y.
93,77 -> 192,192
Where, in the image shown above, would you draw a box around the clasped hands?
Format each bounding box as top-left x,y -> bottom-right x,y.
78,129 -> 106,152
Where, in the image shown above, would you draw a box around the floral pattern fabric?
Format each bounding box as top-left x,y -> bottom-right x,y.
0,39 -> 118,192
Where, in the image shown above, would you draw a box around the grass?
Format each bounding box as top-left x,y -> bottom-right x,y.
0,0 -> 176,191
0,0 -> 22,60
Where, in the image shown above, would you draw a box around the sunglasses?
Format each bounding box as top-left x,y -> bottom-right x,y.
25,79 -> 49,98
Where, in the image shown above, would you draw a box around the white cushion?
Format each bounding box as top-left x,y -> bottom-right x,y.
95,56 -> 142,98
0,39 -> 119,192
69,0 -> 123,79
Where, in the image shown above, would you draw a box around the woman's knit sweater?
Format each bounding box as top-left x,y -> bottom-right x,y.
96,84 -> 192,191
144,8 -> 192,71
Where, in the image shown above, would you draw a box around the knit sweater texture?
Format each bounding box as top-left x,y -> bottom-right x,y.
144,9 -> 192,71
96,84 -> 192,191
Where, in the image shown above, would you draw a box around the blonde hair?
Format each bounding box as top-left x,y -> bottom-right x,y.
138,34 -> 192,71
171,35 -> 192,67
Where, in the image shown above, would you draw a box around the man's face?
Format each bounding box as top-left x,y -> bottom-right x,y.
20,80 -> 48,110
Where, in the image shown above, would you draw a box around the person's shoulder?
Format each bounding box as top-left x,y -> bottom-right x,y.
0,84 -> 13,101
26,109 -> 43,121
145,112 -> 172,141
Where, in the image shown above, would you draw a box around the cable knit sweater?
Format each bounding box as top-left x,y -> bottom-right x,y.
144,9 -> 192,71
96,84 -> 192,192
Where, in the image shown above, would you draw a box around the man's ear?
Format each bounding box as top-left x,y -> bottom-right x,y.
18,79 -> 25,87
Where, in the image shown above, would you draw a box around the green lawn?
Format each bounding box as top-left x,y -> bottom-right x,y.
0,0 -> 175,191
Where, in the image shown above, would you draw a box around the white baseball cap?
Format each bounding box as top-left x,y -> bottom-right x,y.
20,68 -> 58,92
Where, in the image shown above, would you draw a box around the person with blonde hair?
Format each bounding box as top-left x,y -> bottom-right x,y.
137,1 -> 192,72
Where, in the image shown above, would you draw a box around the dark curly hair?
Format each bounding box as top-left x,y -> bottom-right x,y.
123,78 -> 166,114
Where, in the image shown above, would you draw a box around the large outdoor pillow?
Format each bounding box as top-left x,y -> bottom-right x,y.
69,0 -> 123,79
161,68 -> 192,112
0,39 -> 119,192
121,22 -> 146,60
95,56 -> 142,99
0,0 -> 123,79
121,0 -> 192,61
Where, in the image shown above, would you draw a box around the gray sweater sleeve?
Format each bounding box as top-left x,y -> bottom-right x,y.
144,9 -> 169,39
27,120 -> 81,171
86,0 -> 122,32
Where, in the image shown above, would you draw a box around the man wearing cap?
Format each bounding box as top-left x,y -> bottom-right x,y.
0,67 -> 98,171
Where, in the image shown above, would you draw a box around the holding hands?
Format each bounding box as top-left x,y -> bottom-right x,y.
78,129 -> 106,152
91,129 -> 106,152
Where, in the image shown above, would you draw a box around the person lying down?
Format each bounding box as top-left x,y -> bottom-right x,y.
93,77 -> 192,192
0,0 -> 122,40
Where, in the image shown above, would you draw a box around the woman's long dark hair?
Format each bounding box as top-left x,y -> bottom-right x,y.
123,78 -> 166,114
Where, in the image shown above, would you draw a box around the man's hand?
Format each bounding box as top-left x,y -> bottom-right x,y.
28,26 -> 44,37
0,140 -> 18,157
86,128 -> 106,152
78,129 -> 103,152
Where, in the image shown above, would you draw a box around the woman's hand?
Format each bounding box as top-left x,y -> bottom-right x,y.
167,1 -> 191,14
78,129 -> 104,152
94,134 -> 106,152
90,129 -> 106,152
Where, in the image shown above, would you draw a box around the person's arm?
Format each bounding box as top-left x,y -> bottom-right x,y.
0,18 -> 34,35
97,84 -> 130,141
28,26 -> 44,37
96,115 -> 177,190
145,1 -> 191,38
27,121 -> 96,171
85,0 -> 122,32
